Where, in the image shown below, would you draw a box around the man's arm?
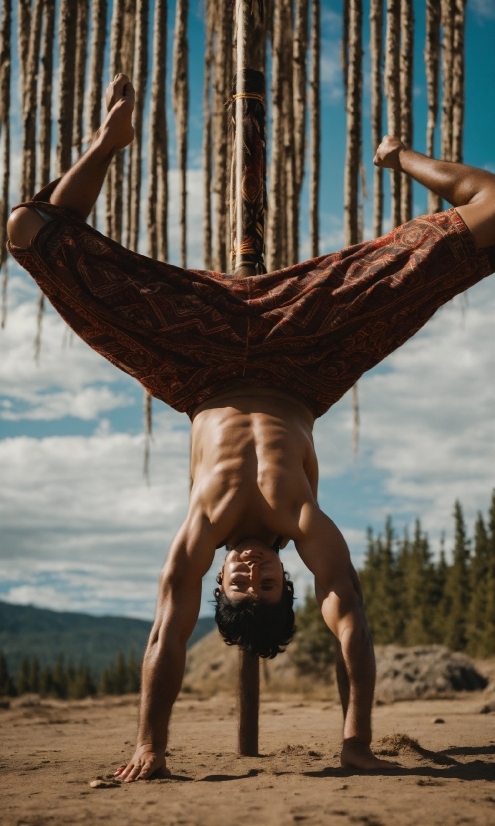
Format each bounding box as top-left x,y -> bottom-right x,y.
295,503 -> 393,770
374,135 -> 495,249
116,516 -> 217,782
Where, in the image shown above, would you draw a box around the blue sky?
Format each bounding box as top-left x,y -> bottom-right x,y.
1,0 -> 495,619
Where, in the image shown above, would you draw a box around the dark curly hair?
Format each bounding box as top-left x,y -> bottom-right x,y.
213,570 -> 296,658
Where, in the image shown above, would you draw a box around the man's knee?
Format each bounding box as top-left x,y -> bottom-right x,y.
6,207 -> 47,249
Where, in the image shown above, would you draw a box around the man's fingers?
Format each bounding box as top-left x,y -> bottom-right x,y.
124,764 -> 144,782
115,761 -> 134,779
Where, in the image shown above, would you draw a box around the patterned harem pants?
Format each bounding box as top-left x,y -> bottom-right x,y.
8,183 -> 495,419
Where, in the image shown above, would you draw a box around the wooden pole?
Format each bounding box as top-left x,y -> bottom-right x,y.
238,649 -> 259,756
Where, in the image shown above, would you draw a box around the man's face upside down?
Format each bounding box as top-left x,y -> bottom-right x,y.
220,539 -> 285,603
213,538 -> 296,658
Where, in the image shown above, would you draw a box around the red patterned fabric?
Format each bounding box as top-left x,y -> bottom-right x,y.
8,190 -> 495,419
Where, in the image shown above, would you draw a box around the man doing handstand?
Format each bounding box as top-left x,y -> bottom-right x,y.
7,75 -> 495,780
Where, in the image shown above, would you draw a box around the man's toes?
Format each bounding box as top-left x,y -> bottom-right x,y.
106,74 -> 130,110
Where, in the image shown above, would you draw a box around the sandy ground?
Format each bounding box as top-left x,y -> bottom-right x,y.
1,692 -> 494,826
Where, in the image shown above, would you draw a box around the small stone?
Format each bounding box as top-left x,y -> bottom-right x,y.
90,779 -> 119,789
433,717 -> 445,724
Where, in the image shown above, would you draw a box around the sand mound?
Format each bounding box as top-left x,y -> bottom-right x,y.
183,628 -> 323,695
183,631 -> 488,702
374,645 -> 488,702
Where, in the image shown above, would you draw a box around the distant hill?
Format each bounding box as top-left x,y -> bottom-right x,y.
0,600 -> 215,675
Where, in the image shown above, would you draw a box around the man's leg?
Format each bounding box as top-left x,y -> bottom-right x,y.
7,74 -> 135,249
375,136 -> 495,249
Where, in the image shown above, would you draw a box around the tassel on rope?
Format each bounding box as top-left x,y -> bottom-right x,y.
0,0 -> 11,329
143,391 -> 153,484
352,383 -> 359,460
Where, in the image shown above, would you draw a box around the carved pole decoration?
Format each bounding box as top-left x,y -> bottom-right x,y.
231,0 -> 266,277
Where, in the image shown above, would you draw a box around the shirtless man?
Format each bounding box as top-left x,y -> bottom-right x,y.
7,75 -> 495,781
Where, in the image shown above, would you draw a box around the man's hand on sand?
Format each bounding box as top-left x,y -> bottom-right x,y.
341,738 -> 398,771
373,135 -> 406,170
114,745 -> 171,782
99,73 -> 135,151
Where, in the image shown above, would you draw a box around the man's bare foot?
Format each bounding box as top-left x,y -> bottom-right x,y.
341,738 -> 399,771
114,745 -> 171,782
98,73 -> 135,152
373,135 -> 406,170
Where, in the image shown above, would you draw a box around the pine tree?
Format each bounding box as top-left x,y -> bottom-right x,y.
403,520 -> 435,645
432,535 -> 449,642
69,665 -> 97,700
291,589 -> 335,679
126,651 -> 141,693
29,656 -> 40,693
18,656 -> 31,694
444,501 -> 471,651
466,513 -> 490,656
39,664 -> 53,697
360,518 -> 402,644
113,651 -> 128,694
481,491 -> 495,656
99,667 -> 114,695
52,654 -> 68,699
0,651 -> 16,697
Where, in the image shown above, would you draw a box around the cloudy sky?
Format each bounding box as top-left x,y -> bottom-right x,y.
1,0 -> 495,620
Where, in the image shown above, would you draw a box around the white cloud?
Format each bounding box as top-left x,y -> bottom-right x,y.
0,276 -> 135,421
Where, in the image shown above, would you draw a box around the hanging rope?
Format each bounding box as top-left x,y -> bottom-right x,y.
21,0 -> 43,202
309,0 -> 320,258
39,0 -> 55,190
211,1 -> 231,272
343,0 -> 362,248
106,0 -> 125,241
87,0 -> 107,226
370,0 -> 383,238
292,0 -> 309,264
73,0 -> 89,157
400,0 -> 413,225
57,0 -> 78,176
172,0 -> 189,269
425,0 -> 442,214
0,0 -> 11,329
148,0 -> 168,261
266,0 -> 284,271
128,0 -> 148,252
202,0 -> 214,270
452,0 -> 466,164
441,0 -> 455,164
385,0 -> 401,229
